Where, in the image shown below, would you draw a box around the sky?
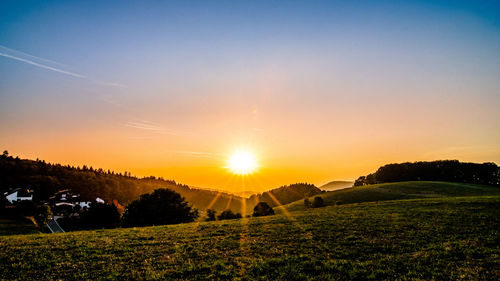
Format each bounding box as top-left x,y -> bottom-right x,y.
1,0 -> 499,192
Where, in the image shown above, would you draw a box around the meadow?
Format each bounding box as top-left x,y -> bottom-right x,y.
1,194 -> 499,280
277,181 -> 500,213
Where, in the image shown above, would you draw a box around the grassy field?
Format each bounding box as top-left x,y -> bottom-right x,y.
1,195 -> 499,280
0,215 -> 39,236
276,181 -> 500,213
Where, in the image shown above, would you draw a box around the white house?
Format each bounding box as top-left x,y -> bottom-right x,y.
4,188 -> 33,203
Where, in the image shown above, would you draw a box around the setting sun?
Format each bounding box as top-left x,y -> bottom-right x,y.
227,150 -> 258,175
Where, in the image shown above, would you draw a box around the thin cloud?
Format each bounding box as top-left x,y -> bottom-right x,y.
167,150 -> 221,158
0,45 -> 125,87
0,52 -> 86,78
125,121 -> 164,132
124,120 -> 194,136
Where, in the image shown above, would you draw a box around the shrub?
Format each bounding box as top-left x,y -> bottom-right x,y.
312,196 -> 324,208
34,204 -> 52,225
80,202 -> 120,229
122,188 -> 198,227
252,202 -> 275,217
205,209 -> 217,221
218,210 -> 241,220
304,198 -> 311,208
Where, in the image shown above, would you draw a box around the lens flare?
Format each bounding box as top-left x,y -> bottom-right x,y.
227,150 -> 258,175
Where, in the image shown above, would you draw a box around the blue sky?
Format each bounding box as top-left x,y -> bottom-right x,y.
1,0 -> 499,189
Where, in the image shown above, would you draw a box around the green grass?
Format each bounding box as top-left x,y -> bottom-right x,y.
276,181 -> 500,213
0,215 -> 39,236
1,195 -> 499,280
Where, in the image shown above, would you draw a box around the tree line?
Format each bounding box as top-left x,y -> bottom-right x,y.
354,160 -> 500,187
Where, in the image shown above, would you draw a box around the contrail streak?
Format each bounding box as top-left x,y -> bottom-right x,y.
0,45 -> 125,87
0,52 -> 87,78
0,44 -> 67,67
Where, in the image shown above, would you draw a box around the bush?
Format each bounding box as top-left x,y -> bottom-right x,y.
217,210 -> 241,220
122,188 -> 198,227
252,202 -> 275,217
205,209 -> 217,221
304,198 -> 311,208
81,202 -> 120,229
312,196 -> 324,208
34,204 -> 52,225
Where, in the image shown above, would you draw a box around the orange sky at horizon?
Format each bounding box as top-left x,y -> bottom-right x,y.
1,1 -> 500,192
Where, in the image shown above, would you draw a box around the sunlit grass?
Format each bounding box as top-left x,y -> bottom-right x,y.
1,196 -> 499,280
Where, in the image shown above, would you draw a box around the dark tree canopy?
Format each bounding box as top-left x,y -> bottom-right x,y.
58,202 -> 120,231
354,160 -> 500,187
205,209 -> 217,221
248,183 -> 322,208
312,196 -> 324,208
82,202 -> 121,229
34,204 -> 52,225
217,210 -> 241,220
122,188 -> 198,227
252,202 -> 275,217
304,198 -> 311,208
0,153 -> 246,213
0,153 -> 189,205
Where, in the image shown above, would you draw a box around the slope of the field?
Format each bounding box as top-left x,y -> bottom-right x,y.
0,215 -> 39,236
277,181 -> 500,213
1,196 -> 499,280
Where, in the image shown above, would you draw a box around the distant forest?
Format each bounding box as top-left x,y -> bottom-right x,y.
0,151 -> 320,213
248,183 -> 322,207
354,160 -> 500,187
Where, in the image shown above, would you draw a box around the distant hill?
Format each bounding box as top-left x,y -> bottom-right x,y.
0,154 -> 319,214
319,181 -> 353,191
233,191 -> 258,198
354,160 -> 500,186
276,181 -> 500,213
248,183 -> 322,208
189,186 -> 257,198
0,154 -> 245,213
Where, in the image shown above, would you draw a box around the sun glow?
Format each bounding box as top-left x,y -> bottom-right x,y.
227,150 -> 258,175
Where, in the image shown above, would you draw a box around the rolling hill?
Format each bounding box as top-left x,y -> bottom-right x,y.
277,181 -> 500,213
319,180 -> 353,191
1,195 -> 498,280
247,183 -> 322,209
0,155 -> 320,215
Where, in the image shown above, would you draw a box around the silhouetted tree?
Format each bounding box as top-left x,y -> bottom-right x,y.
353,160 -> 500,186
304,198 -> 311,208
205,209 -> 217,221
82,202 -> 120,229
312,196 -> 324,208
354,176 -> 366,187
252,202 -> 275,217
247,183 -> 322,208
217,210 -> 241,220
122,188 -> 198,227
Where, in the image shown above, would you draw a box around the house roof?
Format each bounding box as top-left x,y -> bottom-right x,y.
3,188 -> 32,197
